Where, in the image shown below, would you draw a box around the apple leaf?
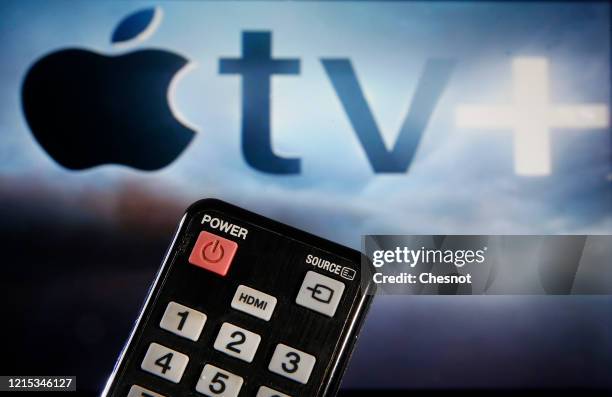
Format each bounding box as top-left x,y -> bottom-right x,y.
112,7 -> 158,44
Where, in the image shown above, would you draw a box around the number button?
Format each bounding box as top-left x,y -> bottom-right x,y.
213,322 -> 261,363
256,386 -> 292,397
268,343 -> 316,384
195,364 -> 243,397
159,301 -> 207,341
140,343 -> 189,383
127,385 -> 166,397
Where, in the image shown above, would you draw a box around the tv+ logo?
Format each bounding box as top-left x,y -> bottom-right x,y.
21,7 -> 609,176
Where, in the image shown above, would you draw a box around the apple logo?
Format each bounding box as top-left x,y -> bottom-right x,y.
21,7 -> 195,170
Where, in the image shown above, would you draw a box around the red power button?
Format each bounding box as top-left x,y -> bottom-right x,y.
188,231 -> 238,276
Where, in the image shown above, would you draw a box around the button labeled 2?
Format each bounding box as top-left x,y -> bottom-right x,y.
268,343 -> 316,384
141,343 -> 189,383
196,364 -> 243,397
159,301 -> 207,341
213,322 -> 261,363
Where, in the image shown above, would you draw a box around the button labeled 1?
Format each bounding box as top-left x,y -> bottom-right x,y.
296,271 -> 345,317
213,322 -> 261,363
141,343 -> 189,383
159,301 -> 207,341
268,343 -> 316,384
196,364 -> 243,397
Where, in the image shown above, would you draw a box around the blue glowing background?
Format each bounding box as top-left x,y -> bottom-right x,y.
0,0 -> 610,392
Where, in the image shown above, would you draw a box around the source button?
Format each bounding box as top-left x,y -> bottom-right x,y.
296,271 -> 345,317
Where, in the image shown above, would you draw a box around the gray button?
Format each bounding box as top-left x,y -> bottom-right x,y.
141,343 -> 189,383
231,285 -> 277,321
295,271 -> 345,317
213,322 -> 261,363
268,343 -> 316,384
159,301 -> 207,341
256,386 -> 292,397
127,385 -> 166,397
195,364 -> 243,397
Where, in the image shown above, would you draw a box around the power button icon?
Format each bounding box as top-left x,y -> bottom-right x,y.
188,231 -> 238,276
202,240 -> 224,263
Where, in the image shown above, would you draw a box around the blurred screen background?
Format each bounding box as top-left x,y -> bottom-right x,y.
0,0 -> 610,393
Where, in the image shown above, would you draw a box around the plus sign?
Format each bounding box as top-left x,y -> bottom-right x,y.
455,57 -> 608,176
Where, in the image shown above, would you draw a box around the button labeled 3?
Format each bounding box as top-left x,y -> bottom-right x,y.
296,271 -> 345,317
268,343 -> 316,384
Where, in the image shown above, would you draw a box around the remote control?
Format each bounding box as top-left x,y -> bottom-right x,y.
101,199 -> 375,397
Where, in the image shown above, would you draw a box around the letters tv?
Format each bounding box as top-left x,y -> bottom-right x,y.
221,31 -> 451,175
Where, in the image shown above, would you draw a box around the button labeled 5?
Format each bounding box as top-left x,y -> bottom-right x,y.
213,322 -> 261,362
196,364 -> 243,397
268,343 -> 316,384
159,301 -> 207,341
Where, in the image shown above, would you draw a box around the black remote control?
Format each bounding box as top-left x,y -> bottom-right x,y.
101,199 -> 375,397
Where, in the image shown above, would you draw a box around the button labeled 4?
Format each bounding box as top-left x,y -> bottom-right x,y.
140,343 -> 189,383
